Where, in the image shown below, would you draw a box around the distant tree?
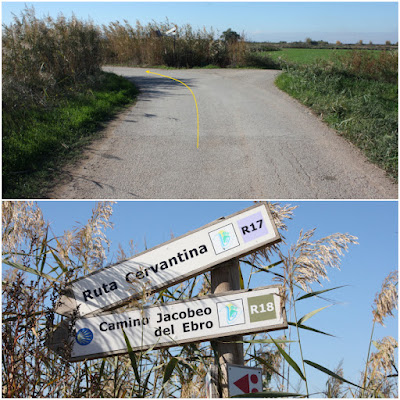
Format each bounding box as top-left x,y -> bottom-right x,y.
336,40 -> 342,45
358,39 -> 364,45
220,29 -> 241,43
385,40 -> 391,46
305,37 -> 319,47
369,41 -> 373,45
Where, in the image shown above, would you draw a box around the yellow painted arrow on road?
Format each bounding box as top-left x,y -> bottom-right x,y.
146,70 -> 200,148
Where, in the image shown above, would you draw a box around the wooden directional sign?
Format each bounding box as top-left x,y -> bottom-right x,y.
56,203 -> 280,318
48,285 -> 287,362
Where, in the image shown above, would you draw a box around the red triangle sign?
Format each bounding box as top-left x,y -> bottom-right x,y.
234,374 -> 249,393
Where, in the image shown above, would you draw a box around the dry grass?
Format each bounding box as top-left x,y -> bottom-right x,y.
1,201 -> 215,398
277,229 -> 358,294
361,270 -> 398,397
323,361 -> 345,398
102,19 -> 248,68
361,336 -> 398,397
369,336 -> 398,377
2,201 -> 46,258
2,202 -> 397,398
338,50 -> 398,84
372,271 -> 398,326
2,7 -> 102,113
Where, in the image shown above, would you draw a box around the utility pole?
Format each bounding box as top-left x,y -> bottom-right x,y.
211,258 -> 244,398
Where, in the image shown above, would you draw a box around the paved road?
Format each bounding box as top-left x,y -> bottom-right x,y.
53,67 -> 397,199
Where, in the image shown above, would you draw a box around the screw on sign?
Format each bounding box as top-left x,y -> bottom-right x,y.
227,364 -> 263,397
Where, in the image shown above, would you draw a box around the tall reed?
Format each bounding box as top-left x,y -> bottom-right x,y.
2,7 -> 102,113
101,19 -> 247,68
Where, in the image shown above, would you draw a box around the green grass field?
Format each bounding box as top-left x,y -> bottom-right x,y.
261,48 -> 378,65
275,56 -> 398,179
3,72 -> 139,198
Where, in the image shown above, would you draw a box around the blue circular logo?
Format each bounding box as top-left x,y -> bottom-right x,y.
76,328 -> 93,346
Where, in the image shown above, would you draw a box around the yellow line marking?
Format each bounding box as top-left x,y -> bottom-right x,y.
146,70 -> 200,148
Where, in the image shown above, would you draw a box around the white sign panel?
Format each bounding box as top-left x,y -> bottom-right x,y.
49,285 -> 287,362
227,364 -> 263,396
56,203 -> 280,317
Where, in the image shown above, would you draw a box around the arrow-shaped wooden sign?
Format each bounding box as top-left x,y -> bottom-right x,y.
48,285 -> 287,362
55,203 -> 280,318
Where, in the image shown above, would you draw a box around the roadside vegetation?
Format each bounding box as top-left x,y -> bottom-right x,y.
3,7 -> 398,197
2,201 -> 398,397
3,73 -> 138,199
2,8 -> 139,198
102,22 -> 249,68
275,50 -> 398,179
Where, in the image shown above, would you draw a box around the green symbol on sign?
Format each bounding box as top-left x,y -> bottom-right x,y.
248,294 -> 276,323
226,303 -> 239,322
217,230 -> 231,249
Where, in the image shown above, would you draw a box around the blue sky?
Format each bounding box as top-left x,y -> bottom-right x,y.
35,200 -> 398,394
2,2 -> 398,43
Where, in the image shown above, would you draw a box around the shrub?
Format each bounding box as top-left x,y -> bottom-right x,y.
338,50 -> 398,83
2,7 -> 103,113
249,44 -> 281,52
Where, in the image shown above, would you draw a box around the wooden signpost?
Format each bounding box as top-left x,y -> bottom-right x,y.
47,203 -> 288,398
55,203 -> 280,318
211,258 -> 244,397
48,285 -> 287,362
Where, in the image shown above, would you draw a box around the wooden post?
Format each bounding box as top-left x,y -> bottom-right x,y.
211,258 -> 244,398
